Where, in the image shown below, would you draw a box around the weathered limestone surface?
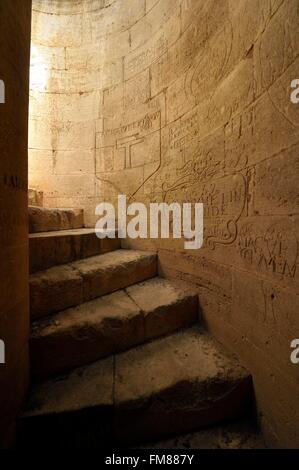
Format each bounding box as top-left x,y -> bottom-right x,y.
114,327 -> 252,443
29,0 -> 299,447
126,278 -> 198,340
23,357 -> 114,416
29,206 -> 84,233
19,327 -> 252,447
28,188 -> 43,207
29,228 -> 120,273
0,0 -> 32,447
72,249 -> 157,303
30,290 -> 143,377
30,249 -> 157,319
30,278 -> 198,377
140,420 -> 266,449
18,357 -> 114,449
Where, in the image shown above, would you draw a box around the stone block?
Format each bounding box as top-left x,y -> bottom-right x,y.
29,228 -> 120,273
73,250 -> 157,302
30,265 -> 84,320
114,327 -> 252,443
30,291 -> 144,377
29,206 -> 84,233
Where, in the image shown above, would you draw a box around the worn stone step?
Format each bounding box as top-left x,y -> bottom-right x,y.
30,250 -> 157,320
29,206 -> 84,233
138,419 -> 266,449
18,327 -> 252,447
18,357 -> 114,449
29,228 -> 120,273
114,327 -> 252,444
30,278 -> 198,378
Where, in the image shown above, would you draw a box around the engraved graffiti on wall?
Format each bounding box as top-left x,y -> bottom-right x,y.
238,221 -> 298,279
162,168 -> 247,249
96,109 -> 162,198
184,24 -> 233,106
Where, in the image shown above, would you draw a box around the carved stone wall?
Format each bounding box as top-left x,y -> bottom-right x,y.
29,0 -> 299,447
0,0 -> 32,446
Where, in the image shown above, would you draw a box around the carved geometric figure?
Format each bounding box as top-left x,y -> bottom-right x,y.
95,106 -> 162,200
116,134 -> 144,169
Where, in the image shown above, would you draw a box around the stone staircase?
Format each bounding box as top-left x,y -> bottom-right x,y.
17,204 -> 254,448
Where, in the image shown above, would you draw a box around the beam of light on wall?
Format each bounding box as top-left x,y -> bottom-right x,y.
30,44 -> 49,91
28,44 -> 50,189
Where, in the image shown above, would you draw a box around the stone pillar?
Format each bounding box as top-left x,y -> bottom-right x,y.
0,0 -> 32,447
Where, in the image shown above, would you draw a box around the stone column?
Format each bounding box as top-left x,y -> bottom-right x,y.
0,0 -> 32,447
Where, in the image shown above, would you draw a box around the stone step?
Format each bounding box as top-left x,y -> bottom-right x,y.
29,228 -> 120,274
29,206 -> 84,233
18,327 -> 252,447
30,250 -> 157,320
30,278 -> 198,378
138,419 -> 266,449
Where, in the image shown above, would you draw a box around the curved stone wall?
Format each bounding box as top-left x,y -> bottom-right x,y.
29,0 -> 299,447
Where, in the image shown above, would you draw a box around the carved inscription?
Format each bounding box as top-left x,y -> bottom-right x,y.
126,35 -> 168,77
169,111 -> 199,165
238,221 -> 298,279
162,171 -> 247,249
96,109 -> 162,198
184,25 -> 232,106
97,111 -> 161,172
2,173 -> 27,192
